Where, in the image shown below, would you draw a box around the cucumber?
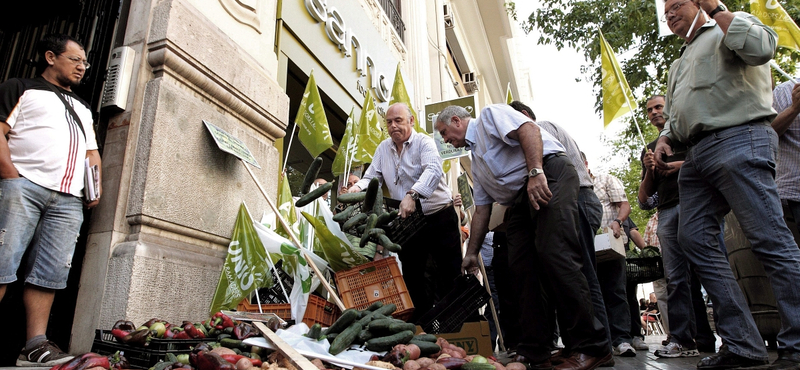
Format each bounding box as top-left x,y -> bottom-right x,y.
216,333 -> 231,341
357,329 -> 373,344
372,192 -> 384,214
296,182 -> 334,207
374,212 -> 392,228
412,334 -> 437,343
409,340 -> 441,356
220,338 -> 249,351
368,228 -> 385,240
342,213 -> 367,231
367,318 -> 395,333
338,192 -> 367,204
333,205 -> 357,222
357,224 -> 366,234
373,303 -> 397,317
301,157 -> 323,194
306,323 -> 322,340
363,177 -> 380,213
462,363 -> 496,370
388,322 -> 417,333
366,301 -> 384,311
324,308 -> 360,335
365,330 -> 415,352
378,234 -> 402,252
329,321 -> 362,355
360,214 -> 378,248
326,332 -> 338,343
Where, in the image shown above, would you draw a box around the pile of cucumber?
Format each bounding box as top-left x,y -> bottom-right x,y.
323,302 -> 440,355
334,177 -> 402,253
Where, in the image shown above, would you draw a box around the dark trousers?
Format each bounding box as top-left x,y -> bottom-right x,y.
598,258 -> 633,346
398,205 -> 462,323
506,155 -> 608,362
492,233 -> 522,350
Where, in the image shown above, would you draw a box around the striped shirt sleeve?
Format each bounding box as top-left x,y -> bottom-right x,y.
411,135 -> 444,199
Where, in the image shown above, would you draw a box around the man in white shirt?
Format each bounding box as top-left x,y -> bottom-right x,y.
349,103 -> 461,323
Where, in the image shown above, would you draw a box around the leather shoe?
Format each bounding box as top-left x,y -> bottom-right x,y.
550,349 -> 568,365
768,351 -> 800,370
697,346 -> 768,369
512,355 -> 554,370
554,351 -> 612,370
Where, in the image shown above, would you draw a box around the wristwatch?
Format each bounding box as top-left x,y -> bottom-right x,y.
614,219 -> 623,227
406,190 -> 420,201
709,3 -> 727,18
528,168 -> 544,177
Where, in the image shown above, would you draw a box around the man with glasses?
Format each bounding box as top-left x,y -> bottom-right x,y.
654,1 -> 800,369
348,102 -> 461,323
0,34 -> 101,366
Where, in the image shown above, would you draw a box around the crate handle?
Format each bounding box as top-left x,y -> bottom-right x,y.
358,266 -> 377,275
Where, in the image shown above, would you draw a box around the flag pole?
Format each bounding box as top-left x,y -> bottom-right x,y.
623,94 -> 648,148
282,125 -> 296,173
242,160 -> 346,311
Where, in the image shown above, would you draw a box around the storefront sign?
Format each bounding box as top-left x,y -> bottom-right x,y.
282,0 -> 402,107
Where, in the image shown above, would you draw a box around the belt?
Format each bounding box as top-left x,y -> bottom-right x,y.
543,152 -> 567,162
685,127 -> 727,147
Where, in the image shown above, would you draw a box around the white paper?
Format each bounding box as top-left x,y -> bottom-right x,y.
84,158 -> 99,202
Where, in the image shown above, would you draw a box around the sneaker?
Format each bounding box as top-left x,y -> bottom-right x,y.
654,342 -> 699,358
663,334 -> 672,346
613,342 -> 636,357
631,336 -> 649,350
16,340 -> 74,367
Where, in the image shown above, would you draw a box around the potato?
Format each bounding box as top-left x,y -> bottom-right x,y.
506,363 -> 527,370
417,358 -> 435,367
492,363 -> 506,370
237,358 -> 255,370
403,360 -> 421,370
311,359 -> 325,370
428,364 -> 447,370
464,356 -> 476,362
211,347 -> 238,356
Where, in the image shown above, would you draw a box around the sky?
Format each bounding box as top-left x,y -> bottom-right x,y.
513,1 -> 633,172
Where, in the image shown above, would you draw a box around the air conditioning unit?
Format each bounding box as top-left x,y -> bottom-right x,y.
443,4 -> 454,29
462,72 -> 479,93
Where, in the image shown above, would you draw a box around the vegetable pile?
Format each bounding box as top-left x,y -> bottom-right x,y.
107,312 -> 267,347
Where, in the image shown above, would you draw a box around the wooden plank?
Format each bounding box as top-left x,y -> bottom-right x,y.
253,321 -> 319,370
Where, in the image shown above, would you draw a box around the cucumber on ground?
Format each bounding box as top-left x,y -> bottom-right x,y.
388,322 -> 417,333
462,363 -> 496,370
342,213 -> 367,231
373,303 -> 397,317
326,332 -> 338,343
366,301 -> 384,311
365,330 -> 415,352
296,182 -> 334,207
301,157 -> 323,194
357,329 -> 373,343
338,192 -> 367,204
408,340 -> 441,356
367,319 -> 395,333
324,308 -> 359,336
363,177 -> 380,213
412,334 -> 437,343
306,323 -> 322,340
329,321 -> 363,355
220,338 -> 249,351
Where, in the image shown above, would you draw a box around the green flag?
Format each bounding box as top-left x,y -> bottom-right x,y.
296,71 -> 333,157
355,90 -> 384,163
389,63 -> 426,134
209,203 -> 272,314
506,83 -> 514,104
332,107 -> 360,176
301,212 -> 369,272
599,30 -> 637,128
276,173 -> 300,239
751,0 -> 800,53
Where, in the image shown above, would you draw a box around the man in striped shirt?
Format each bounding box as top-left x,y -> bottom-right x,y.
0,34 -> 101,366
348,102 -> 461,323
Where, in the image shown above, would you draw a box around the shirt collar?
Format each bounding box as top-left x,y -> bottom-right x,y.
391,131 -> 416,153
465,120 -> 477,150
680,19 -> 716,55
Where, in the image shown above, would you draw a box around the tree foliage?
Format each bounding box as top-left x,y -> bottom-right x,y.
513,0 -> 800,227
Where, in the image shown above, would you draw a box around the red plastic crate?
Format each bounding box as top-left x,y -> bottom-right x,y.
237,294 -> 340,327
334,256 -> 414,321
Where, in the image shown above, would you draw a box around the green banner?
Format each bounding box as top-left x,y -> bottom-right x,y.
297,71 -> 334,157
332,107 -> 360,176
209,203 -> 272,314
355,90 -> 384,164
751,0 -> 800,54
389,63 -> 426,134
599,29 -> 636,128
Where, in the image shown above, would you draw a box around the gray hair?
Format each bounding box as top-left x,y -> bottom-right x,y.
435,105 -> 471,126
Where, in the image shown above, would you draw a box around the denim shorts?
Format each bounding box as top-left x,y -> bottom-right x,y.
0,177 -> 83,289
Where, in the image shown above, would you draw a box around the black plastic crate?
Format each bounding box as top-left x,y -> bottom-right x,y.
91,329 -> 208,369
417,274 -> 491,334
339,197 -> 426,248
626,256 -> 665,285
253,260 -> 295,304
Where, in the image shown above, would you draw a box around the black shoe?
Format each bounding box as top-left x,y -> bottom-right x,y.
768,351 -> 800,370
696,346 -> 768,369
697,343 -> 717,353
513,355 -> 554,370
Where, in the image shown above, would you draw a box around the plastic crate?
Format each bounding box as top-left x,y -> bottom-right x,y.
340,197 -> 426,248
91,329 -> 208,369
417,274 -> 491,334
626,256 -> 665,285
237,294 -> 341,327
334,256 -> 414,321
253,260 -> 295,304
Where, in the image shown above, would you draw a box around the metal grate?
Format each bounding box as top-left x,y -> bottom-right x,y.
378,0 -> 405,42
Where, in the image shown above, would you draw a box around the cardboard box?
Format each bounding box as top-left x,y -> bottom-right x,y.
595,230 -> 625,263
417,321 -> 493,357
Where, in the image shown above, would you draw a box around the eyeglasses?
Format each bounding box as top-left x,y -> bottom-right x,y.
661,0 -> 691,22
58,54 -> 91,69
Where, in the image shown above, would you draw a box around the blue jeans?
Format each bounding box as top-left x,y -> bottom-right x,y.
0,177 -> 84,289
679,122 -> 800,359
658,205 -> 698,347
